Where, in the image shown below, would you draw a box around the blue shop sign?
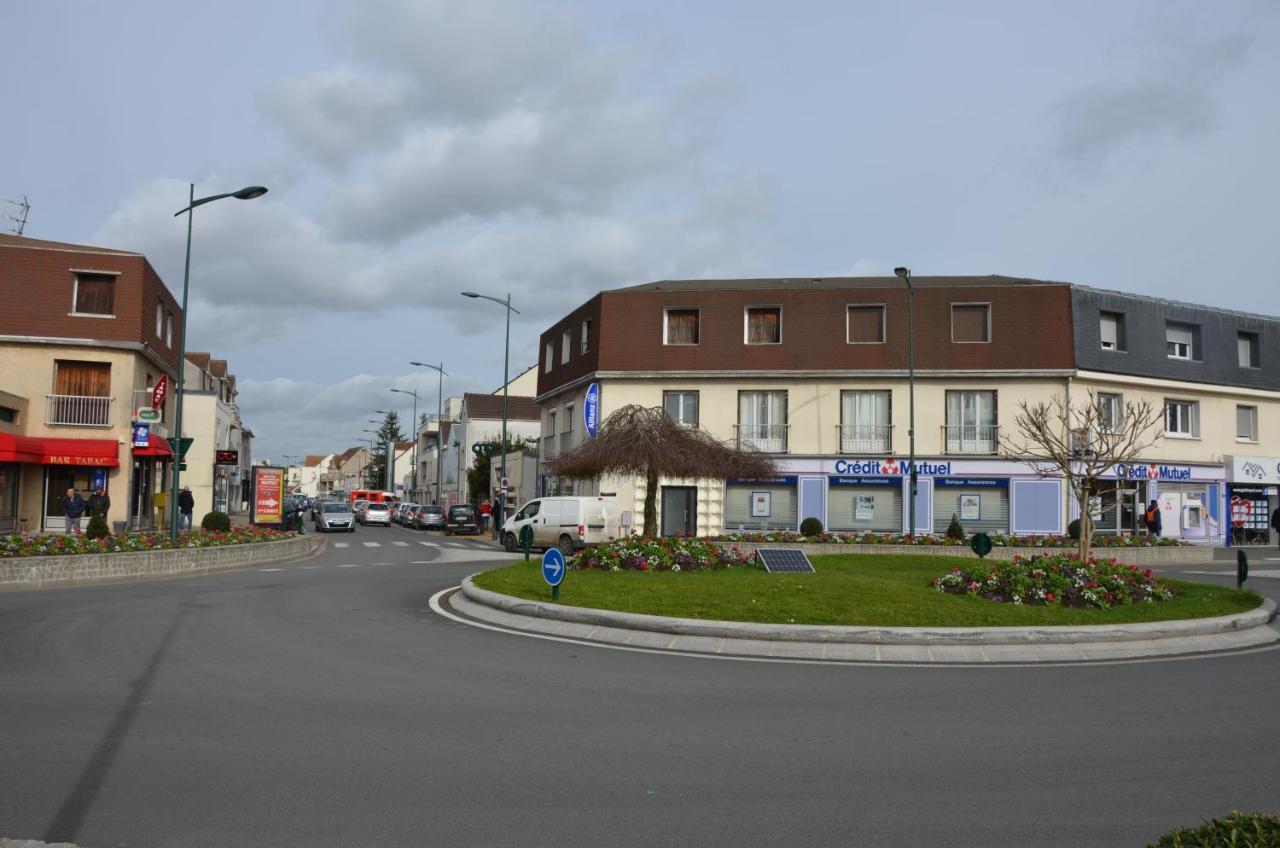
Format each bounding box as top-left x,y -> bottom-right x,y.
583,382 -> 600,438
935,477 -> 1010,488
829,476 -> 898,487
730,476 -> 798,486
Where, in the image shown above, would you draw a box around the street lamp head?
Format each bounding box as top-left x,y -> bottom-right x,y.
233,186 -> 269,200
461,291 -> 480,299
894,266 -> 910,279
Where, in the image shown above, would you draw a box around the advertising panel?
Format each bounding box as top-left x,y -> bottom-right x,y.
583,382 -> 600,438
253,466 -> 285,526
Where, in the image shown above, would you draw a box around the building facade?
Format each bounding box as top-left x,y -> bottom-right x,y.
181,352 -> 252,517
535,276 -> 1280,544
0,234 -> 183,533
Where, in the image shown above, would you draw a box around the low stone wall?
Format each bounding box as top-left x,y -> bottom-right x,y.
709,540 -> 1209,565
0,535 -> 325,590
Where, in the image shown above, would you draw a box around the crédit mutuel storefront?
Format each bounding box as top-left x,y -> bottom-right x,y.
725,455 -> 1227,544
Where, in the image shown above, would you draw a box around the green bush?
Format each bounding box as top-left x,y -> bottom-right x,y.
1148,810 -> 1280,847
946,514 -> 965,541
85,512 -> 111,539
799,517 -> 824,537
1067,518 -> 1081,540
201,511 -> 231,532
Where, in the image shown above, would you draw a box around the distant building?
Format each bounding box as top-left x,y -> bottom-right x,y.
182,352 -> 252,517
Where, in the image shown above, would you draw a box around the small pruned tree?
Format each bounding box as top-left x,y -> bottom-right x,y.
1001,390 -> 1163,561
549,405 -> 779,537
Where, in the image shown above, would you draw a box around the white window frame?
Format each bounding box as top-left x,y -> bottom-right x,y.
1238,332 -> 1260,369
560,329 -> 571,364
564,404 -> 575,434
1165,322 -> 1195,361
544,342 -> 554,373
846,303 -> 886,345
1099,312 -> 1124,352
743,305 -> 783,345
1236,404 -> 1259,443
950,302 -> 992,344
156,302 -> 164,337
165,311 -> 173,348
663,390 -> 699,427
1164,398 -> 1199,438
580,318 -> 591,355
68,269 -> 121,318
662,307 -> 700,346
1097,392 -> 1123,432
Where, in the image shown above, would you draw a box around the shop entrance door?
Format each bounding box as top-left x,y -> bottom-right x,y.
661,486 -> 697,536
43,467 -> 95,532
797,476 -> 827,532
131,460 -> 154,531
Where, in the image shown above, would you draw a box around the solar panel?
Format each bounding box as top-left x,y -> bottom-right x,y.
757,548 -> 815,573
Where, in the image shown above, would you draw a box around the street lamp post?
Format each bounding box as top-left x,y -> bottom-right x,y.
461,292 -> 518,523
894,266 -> 917,539
410,362 -> 447,506
390,388 -> 420,502
169,184 -> 267,542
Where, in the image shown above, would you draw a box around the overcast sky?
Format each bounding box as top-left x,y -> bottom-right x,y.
5,1 -> 1277,462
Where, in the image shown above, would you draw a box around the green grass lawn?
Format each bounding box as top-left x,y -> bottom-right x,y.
471,554 -> 1263,627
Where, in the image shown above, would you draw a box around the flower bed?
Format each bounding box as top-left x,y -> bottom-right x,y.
0,526 -> 294,558
569,536 -> 754,572
711,531 -> 1187,548
931,554 -> 1176,608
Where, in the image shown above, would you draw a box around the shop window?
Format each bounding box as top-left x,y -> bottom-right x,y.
744,307 -> 782,344
1238,332 -> 1260,368
664,308 -> 699,345
73,273 -> 115,316
1164,399 -> 1199,437
1165,322 -> 1198,361
663,391 -> 699,427
847,305 -> 885,344
1237,405 -> 1258,442
951,303 -> 991,343
1099,312 -> 1126,351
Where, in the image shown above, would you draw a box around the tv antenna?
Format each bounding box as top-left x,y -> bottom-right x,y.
1,195 -> 30,236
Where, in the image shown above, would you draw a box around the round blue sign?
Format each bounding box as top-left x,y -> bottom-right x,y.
541,548 -> 566,587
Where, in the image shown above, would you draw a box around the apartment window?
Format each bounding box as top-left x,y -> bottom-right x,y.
1238,332 -> 1260,368
1165,322 -> 1197,361
0,406 -> 15,424
561,329 -> 571,364
156,302 -> 164,337
663,391 -> 699,427
945,390 -> 997,453
840,390 -> 891,451
564,404 -> 575,433
547,411 -> 556,434
664,308 -> 700,345
951,304 -> 991,343
737,390 -> 787,452
73,273 -> 115,316
744,306 -> 782,344
1097,392 -> 1123,432
1164,399 -> 1199,437
166,312 -> 174,348
580,318 -> 591,355
847,305 -> 885,344
1099,312 -> 1126,351
544,342 -> 554,373
1237,405 -> 1259,442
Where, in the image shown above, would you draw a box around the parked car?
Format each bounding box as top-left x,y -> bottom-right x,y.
412,504 -> 446,531
360,502 -> 392,526
315,501 -> 355,533
396,503 -> 418,525
445,504 -> 480,536
352,499 -> 369,516
501,496 -> 620,554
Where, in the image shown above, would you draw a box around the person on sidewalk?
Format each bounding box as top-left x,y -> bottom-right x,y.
1143,500 -> 1162,537
178,486 -> 195,530
88,486 -> 110,519
479,500 -> 492,534
62,488 -> 86,534
1271,506 -> 1280,550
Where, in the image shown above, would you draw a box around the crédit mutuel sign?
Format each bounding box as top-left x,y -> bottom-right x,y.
831,458 -> 953,476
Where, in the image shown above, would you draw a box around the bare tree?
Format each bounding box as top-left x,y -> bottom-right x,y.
1001,391 -> 1163,560
549,405 -> 779,537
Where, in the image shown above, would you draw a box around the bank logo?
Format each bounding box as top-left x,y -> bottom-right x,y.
832,457 -> 952,476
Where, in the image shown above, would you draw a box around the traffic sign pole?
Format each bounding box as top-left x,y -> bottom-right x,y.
541,547 -> 566,601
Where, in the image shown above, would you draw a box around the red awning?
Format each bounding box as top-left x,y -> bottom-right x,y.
0,433 -> 120,467
132,433 -> 174,458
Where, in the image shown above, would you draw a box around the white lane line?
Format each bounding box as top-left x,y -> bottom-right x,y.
408,560 -> 433,564
418,540 -> 439,547
362,542 -> 381,548
374,562 -> 393,565
392,541 -> 410,547
258,568 -> 284,572
299,565 -> 322,570
337,563 -> 362,568
334,542 -> 350,548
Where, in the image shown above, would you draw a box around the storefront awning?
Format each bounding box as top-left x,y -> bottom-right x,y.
132,433 -> 174,458
0,433 -> 120,467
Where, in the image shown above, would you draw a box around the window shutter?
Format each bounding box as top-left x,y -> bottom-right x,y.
952,305 -> 989,342
848,306 -> 884,343
747,308 -> 781,343
75,275 -> 114,315
55,361 -> 111,397
666,310 -> 699,344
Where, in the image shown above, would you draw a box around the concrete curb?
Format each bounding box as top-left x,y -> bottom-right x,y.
709,540 -> 1209,566
0,535 -> 326,591
459,577 -> 1276,651
1,839 -> 83,847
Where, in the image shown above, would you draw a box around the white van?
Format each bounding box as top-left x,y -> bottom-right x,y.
501,496 -> 621,554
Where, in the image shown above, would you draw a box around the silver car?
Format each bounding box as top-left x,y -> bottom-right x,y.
360,502 -> 392,526
315,501 -> 355,533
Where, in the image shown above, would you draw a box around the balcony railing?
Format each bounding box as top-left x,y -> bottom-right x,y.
943,424 -> 999,455
836,424 -> 892,454
735,423 -> 789,453
45,394 -> 112,427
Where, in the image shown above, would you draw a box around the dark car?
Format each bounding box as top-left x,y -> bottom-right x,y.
445,505 -> 479,536
413,505 -> 446,531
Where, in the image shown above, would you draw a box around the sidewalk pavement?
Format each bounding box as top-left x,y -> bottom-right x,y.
446,578 -> 1279,665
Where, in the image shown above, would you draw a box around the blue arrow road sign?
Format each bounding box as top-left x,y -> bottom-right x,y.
542,547 -> 566,587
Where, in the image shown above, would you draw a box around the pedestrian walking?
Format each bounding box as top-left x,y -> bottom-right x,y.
88,486 -> 110,519
179,486 -> 195,530
1271,506 -> 1280,551
1143,500 -> 1162,537
62,487 -> 86,534
479,499 -> 492,534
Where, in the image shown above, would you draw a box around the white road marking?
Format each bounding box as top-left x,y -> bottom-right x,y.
334,542 -> 350,548
418,540 -> 439,547
258,568 -> 284,572
299,565 -> 322,570
409,560 -> 433,564
374,562 -> 393,565
392,541 -> 409,547
337,563 -> 362,568
362,542 -> 380,548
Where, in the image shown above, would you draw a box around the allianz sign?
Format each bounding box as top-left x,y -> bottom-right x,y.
832,458 -> 953,476
1113,463 -> 1192,481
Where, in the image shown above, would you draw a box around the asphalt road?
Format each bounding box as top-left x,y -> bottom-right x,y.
1,526 -> 1278,848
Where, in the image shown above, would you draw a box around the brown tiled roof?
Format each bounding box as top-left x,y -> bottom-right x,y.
209,359 -> 228,378
186,352 -> 211,370
395,441 -> 414,451
303,454 -> 327,467
462,393 -> 540,421
0,233 -> 141,256
333,447 -> 361,466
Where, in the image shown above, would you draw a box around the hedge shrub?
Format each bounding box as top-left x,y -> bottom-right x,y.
1147,810 -> 1280,847
85,512 -> 111,539
946,514 -> 966,541
799,517 -> 824,537
201,511 -> 231,532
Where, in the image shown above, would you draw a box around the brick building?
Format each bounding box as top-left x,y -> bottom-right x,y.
0,234 -> 182,533
534,276 -> 1280,545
